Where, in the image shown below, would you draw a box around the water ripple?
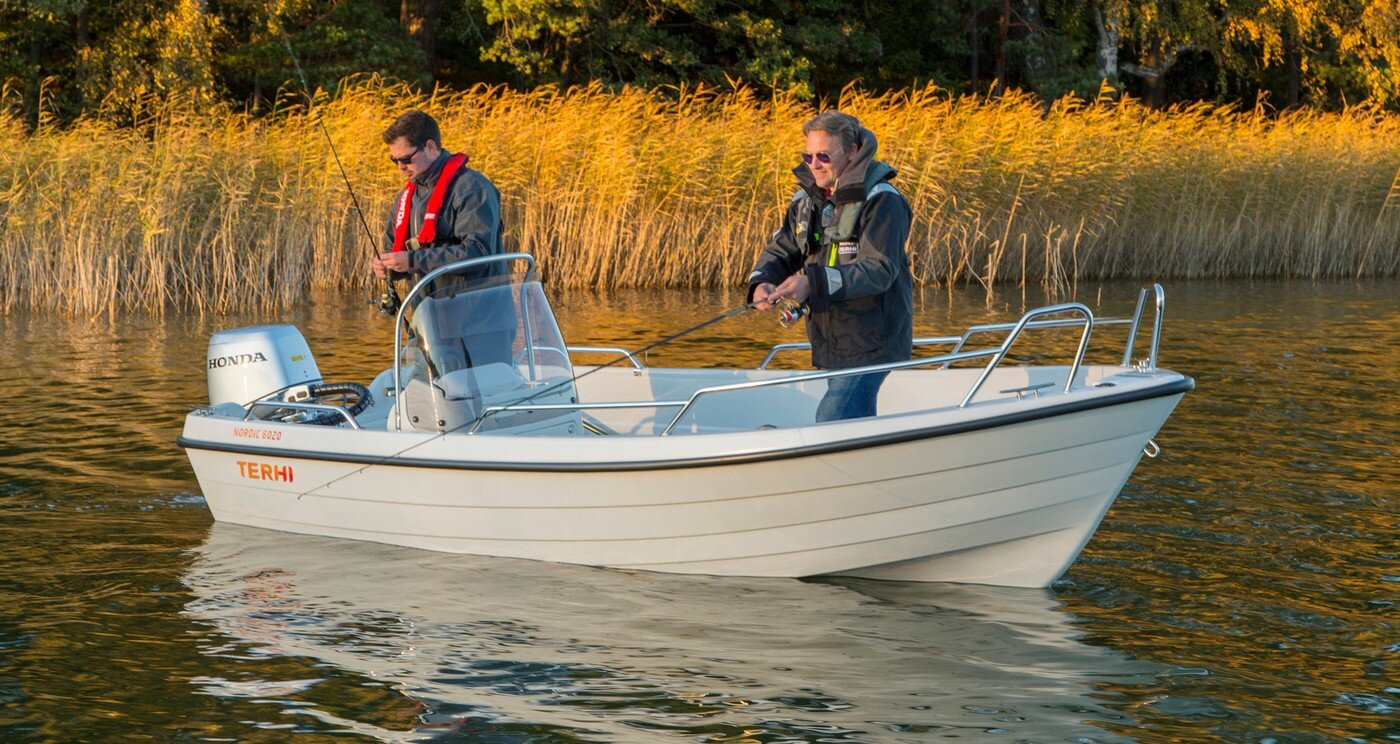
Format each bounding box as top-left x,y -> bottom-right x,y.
0,281 -> 1395,741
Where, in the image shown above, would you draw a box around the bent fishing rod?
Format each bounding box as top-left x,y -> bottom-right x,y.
297,298 -> 763,498
280,30 -> 401,315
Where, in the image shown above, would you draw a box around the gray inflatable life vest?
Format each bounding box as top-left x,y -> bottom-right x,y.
792,181 -> 899,266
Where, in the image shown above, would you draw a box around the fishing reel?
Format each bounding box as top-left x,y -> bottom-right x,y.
374,289 -> 402,316
774,298 -> 810,328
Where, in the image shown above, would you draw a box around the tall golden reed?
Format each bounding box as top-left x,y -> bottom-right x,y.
1,80 -> 1397,315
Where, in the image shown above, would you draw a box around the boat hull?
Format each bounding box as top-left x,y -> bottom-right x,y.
182,379 -> 1186,587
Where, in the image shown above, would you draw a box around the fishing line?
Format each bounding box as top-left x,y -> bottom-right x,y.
295,300 -> 760,498
280,30 -> 401,315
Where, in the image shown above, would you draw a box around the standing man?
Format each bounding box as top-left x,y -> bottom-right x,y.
373,110 -> 506,291
748,111 -> 914,422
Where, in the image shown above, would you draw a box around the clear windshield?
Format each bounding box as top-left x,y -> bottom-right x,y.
399,271 -> 576,432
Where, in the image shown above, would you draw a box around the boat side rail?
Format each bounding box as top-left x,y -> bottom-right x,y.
469,347 -> 1000,435
244,400 -> 363,430
469,399 -> 688,434
736,304 -> 1099,422
958,303 -> 1093,408
466,286 -> 1165,435
758,336 -> 963,370
657,348 -> 1002,435
538,303 -> 1096,435
392,253 -> 537,431
566,346 -> 647,371
1122,283 -> 1165,371
941,317 -> 1131,369
584,285 -> 1165,376
515,344 -> 572,368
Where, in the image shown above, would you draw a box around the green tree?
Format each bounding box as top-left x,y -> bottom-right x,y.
1223,0 -> 1400,106
1092,0 -> 1400,107
0,0 -> 87,127
477,0 -> 880,98
217,0 -> 429,107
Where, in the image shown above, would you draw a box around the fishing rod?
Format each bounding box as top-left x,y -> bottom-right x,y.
297,299 -> 761,498
280,30 -> 401,316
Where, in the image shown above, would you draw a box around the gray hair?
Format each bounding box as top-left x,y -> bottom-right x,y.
802,111 -> 862,151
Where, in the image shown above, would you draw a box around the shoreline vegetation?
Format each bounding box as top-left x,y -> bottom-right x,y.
2,80 -> 1398,315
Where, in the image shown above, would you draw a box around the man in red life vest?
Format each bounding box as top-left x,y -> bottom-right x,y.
372,110 -> 506,291
375,110 -> 514,372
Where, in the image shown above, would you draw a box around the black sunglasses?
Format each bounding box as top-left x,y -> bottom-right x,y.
801,151 -> 833,165
388,146 -> 422,166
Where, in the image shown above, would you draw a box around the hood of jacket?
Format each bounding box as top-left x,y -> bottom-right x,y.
791,126 -> 897,205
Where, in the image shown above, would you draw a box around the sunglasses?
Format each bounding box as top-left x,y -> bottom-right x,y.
801,151 -> 833,165
388,146 -> 422,166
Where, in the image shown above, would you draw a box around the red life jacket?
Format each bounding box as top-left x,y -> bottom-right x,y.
391,153 -> 469,252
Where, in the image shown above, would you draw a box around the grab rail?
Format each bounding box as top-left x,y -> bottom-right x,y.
474,347 -> 1003,435
658,348 -> 1001,435
392,253 -> 537,431
758,336 -> 962,370
567,346 -> 646,371
1122,284 -> 1165,371
941,316 -> 1130,369
959,303 -> 1093,408
463,286 -> 1167,436
469,398 -> 687,434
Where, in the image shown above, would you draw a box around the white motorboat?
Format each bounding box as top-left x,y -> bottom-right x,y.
179,253 -> 1193,587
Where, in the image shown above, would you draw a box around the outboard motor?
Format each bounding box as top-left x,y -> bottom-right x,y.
206,324 -> 322,407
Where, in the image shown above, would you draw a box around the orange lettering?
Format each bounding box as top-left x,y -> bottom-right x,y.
238,459 -> 294,483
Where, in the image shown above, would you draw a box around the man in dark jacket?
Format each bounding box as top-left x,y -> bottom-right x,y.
748,111 -> 914,422
373,110 -> 506,291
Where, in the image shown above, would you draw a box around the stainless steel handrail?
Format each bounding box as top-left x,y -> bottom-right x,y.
942,316 -> 1130,369
567,346 -> 646,371
959,303 -> 1093,408
658,348 -> 1001,436
245,400 -> 362,430
516,344 -> 572,368
758,336 -> 962,370
468,398 -> 687,434
1122,283 -> 1165,371
432,284 -> 1164,436
393,253 -> 537,431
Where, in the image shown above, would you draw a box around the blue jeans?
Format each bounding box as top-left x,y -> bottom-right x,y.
815,371 -> 889,423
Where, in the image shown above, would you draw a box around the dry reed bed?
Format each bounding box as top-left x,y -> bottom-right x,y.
1,82 -> 1398,315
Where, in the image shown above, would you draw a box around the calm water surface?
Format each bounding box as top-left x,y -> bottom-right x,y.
0,281 -> 1395,742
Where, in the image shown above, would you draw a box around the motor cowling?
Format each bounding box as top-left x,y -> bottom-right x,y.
206,324 -> 322,406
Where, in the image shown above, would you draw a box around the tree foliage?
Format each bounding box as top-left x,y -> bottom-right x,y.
4,0 -> 1400,127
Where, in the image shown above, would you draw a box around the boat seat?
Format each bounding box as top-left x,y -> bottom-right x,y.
437,363 -> 527,402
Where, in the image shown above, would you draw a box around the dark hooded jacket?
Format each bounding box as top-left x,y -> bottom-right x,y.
382,150 -> 507,293
746,128 -> 914,369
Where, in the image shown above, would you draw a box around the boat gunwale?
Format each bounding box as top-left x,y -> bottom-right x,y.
178,374 -> 1194,473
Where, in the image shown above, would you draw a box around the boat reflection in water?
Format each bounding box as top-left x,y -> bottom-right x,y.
183,523 -> 1162,741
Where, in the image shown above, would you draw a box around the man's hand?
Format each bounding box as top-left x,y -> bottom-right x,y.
373,251 -> 410,280
752,282 -> 779,309
773,273 -> 811,305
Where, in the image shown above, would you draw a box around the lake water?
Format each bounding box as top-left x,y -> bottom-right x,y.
0,281 -> 1395,742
